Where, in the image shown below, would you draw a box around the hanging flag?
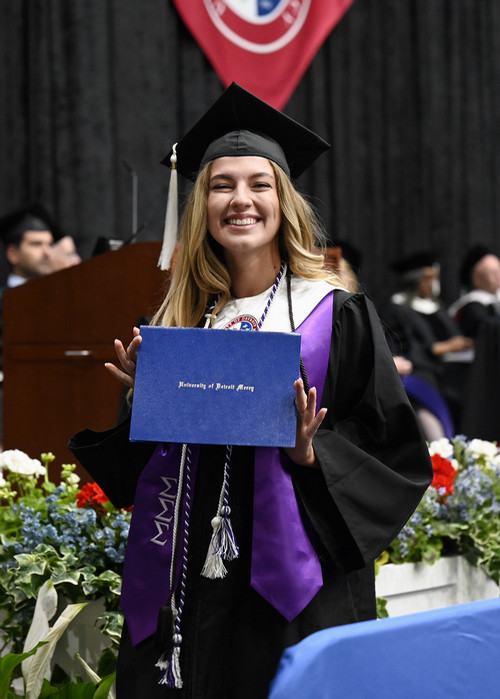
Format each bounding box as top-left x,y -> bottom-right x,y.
172,0 -> 355,109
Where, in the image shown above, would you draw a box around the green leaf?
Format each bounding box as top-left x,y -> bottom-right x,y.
12,555 -> 48,580
376,597 -> 389,619
95,648 -> 118,679
93,674 -> 116,699
0,645 -> 42,699
39,679 -> 95,698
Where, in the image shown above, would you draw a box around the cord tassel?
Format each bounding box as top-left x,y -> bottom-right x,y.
158,634 -> 183,688
201,505 -> 239,579
158,143 -> 178,271
201,445 -> 239,579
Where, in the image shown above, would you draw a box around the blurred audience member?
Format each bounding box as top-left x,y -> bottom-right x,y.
323,238 -> 362,292
449,245 -> 500,441
0,204 -> 59,448
381,250 -> 473,439
0,204 -> 56,288
449,245 -> 500,337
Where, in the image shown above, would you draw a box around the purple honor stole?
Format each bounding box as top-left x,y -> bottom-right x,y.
121,290 -> 334,645
120,442 -> 200,646
252,291 -> 334,619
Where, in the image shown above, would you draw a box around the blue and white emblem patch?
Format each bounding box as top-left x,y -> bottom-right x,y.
204,0 -> 311,54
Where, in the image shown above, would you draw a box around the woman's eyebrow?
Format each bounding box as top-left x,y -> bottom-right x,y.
210,171 -> 273,182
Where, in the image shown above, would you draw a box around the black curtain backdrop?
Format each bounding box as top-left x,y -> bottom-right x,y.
1,0 -> 500,306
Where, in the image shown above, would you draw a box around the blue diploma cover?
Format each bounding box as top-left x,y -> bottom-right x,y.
129,326 -> 302,447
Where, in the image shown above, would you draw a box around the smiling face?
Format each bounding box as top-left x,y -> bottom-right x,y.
206,156 -> 281,264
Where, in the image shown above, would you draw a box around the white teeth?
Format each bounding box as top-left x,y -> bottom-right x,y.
227,218 -> 257,226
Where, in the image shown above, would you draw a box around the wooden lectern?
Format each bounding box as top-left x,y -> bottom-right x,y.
3,242 -> 168,479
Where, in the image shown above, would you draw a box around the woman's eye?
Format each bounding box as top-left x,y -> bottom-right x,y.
253,182 -> 271,189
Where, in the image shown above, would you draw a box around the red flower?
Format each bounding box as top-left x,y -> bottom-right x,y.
76,482 -> 109,508
430,454 -> 457,495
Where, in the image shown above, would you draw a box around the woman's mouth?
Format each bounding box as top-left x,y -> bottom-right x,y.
226,217 -> 259,226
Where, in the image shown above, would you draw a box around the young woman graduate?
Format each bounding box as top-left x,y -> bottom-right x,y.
69,83 -> 433,699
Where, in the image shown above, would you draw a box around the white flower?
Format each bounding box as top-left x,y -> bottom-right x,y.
65,473 -> 81,485
0,449 -> 46,477
428,438 -> 454,459
0,470 -> 6,487
467,439 -> 499,462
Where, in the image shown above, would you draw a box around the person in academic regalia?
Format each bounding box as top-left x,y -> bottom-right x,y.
449,244 -> 500,337
0,204 -> 56,288
381,250 -> 474,438
322,236 -> 362,292
68,84 -> 432,699
0,204 -> 58,445
448,245 -> 500,440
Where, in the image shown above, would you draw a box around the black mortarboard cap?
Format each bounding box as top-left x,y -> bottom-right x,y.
0,204 -> 57,246
157,83 -> 330,270
459,244 -> 492,288
390,250 -> 438,274
161,82 -> 330,181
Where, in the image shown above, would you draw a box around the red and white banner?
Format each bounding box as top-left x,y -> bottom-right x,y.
172,0 -> 355,109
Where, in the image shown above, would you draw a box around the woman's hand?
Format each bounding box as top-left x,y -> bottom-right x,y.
283,378 -> 327,467
104,327 -> 142,388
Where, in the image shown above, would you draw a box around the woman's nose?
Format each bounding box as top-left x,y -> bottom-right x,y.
231,185 -> 252,207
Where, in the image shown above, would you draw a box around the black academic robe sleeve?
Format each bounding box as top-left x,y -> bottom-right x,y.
457,301 -> 497,337
460,316 -> 500,441
293,292 -> 433,573
68,416 -> 155,508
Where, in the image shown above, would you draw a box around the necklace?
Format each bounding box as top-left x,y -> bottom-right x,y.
257,261 -> 286,329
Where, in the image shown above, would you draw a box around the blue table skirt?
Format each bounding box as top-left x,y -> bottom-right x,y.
269,597 -> 500,698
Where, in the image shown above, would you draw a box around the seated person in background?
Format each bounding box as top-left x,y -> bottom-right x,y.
449,244 -> 500,337
449,245 -> 500,441
0,204 -> 56,288
381,250 -> 473,439
49,235 -> 82,272
322,237 -> 362,293
0,204 -> 58,447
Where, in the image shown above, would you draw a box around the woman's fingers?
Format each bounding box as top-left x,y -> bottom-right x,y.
285,380 -> 327,466
104,327 -> 142,388
294,378 -> 308,413
104,361 -> 135,388
295,381 -> 326,432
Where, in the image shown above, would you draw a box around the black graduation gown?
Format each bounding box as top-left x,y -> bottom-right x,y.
69,291 -> 432,699
380,301 -> 469,429
455,299 -> 499,338
460,316 -> 500,440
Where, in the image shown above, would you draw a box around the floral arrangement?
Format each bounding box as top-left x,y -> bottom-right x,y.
3,438 -> 500,692
381,435 -> 500,584
0,450 -> 131,675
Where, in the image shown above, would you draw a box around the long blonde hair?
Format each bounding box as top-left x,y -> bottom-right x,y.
152,160 -> 340,328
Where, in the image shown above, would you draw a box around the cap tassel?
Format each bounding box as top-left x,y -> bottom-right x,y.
158,143 -> 178,271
